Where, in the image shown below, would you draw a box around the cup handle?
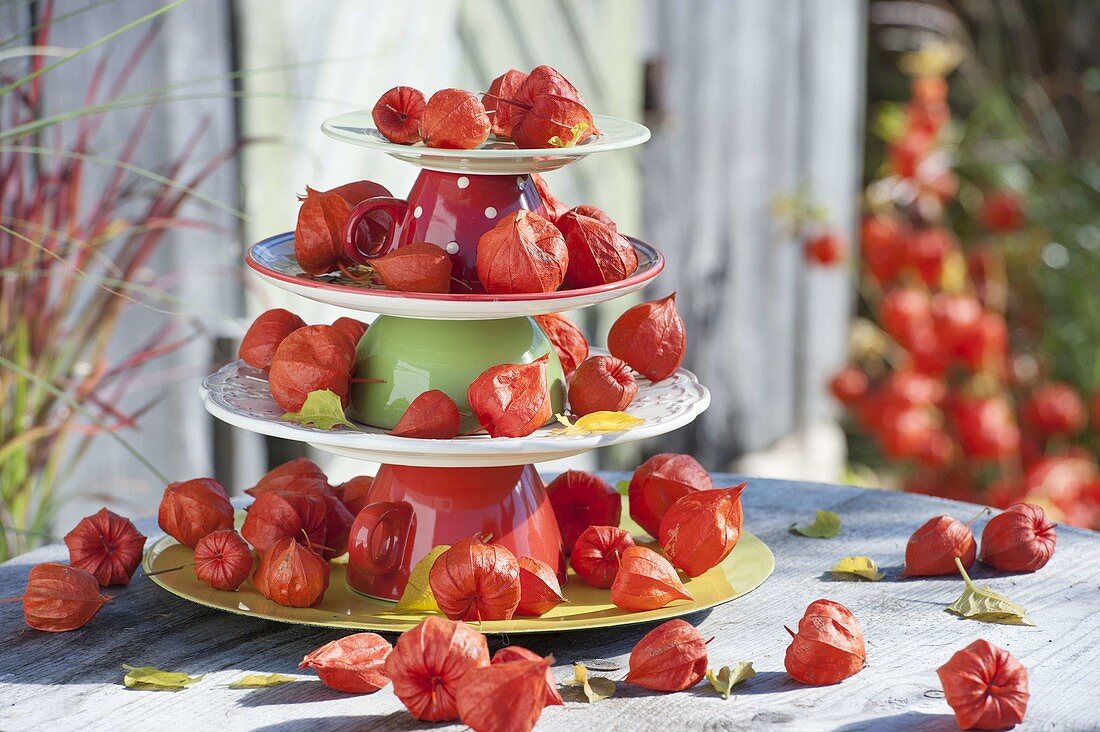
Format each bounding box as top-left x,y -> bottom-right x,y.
356,501 -> 413,576
343,196 -> 409,264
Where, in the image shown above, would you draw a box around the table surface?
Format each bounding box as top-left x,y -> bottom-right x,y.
2,474 -> 1099,732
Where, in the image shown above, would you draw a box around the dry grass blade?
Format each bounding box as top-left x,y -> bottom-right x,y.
0,0 -> 242,560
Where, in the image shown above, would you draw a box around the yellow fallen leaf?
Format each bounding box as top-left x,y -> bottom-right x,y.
122,665 -> 203,691
564,662 -> 615,702
389,545 -> 450,614
830,556 -> 885,581
555,411 -> 644,435
227,673 -> 297,689
706,662 -> 756,699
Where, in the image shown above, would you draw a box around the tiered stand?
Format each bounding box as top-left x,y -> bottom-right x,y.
144,111 -> 775,633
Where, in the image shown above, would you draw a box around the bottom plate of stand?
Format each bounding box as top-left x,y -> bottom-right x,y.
144,512 -> 774,635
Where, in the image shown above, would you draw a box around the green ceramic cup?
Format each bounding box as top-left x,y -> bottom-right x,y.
349,315 -> 567,431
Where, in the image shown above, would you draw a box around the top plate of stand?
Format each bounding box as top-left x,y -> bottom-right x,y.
321,112 -> 650,174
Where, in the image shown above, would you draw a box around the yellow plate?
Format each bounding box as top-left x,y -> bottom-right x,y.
144,512 -> 774,635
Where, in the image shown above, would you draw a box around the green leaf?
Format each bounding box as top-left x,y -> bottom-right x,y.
280,390 -> 359,431
122,665 -> 203,691
227,673 -> 297,689
790,510 -> 841,538
564,663 -> 615,703
706,662 -> 756,699
946,558 -> 1034,626
830,556 -> 885,581
388,545 -> 450,614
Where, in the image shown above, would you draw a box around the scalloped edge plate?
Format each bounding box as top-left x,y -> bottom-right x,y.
246,232 -> 664,320
321,112 -> 650,174
200,353 -> 709,467
143,504 -> 774,635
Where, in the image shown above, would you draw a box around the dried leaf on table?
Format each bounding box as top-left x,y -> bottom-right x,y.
122,665 -> 203,691
790,509 -> 841,538
706,662 -> 756,699
830,556 -> 885,581
946,558 -> 1034,626
227,673 -> 296,689
565,663 -> 615,703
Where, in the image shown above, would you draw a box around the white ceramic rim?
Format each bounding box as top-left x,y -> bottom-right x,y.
245,232 -> 664,320
321,111 -> 650,159
200,356 -> 710,467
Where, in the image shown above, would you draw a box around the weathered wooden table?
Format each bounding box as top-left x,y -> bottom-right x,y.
3,475 -> 1099,731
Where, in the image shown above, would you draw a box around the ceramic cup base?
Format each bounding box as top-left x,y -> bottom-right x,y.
345,463 -> 565,601
349,314 -> 566,431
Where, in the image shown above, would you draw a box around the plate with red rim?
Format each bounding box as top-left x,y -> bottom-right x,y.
246,232 -> 664,320
142,504 -> 775,635
321,111 -> 650,174
199,355 -> 710,468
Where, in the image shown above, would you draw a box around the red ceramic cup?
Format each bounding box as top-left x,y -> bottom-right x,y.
343,170 -> 552,287
346,464 -> 565,601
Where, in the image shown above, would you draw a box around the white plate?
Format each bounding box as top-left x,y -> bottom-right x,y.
321,112 -> 650,174
246,232 -> 664,320
200,356 -> 710,467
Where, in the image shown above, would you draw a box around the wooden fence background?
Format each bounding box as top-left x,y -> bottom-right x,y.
642,0 -> 864,466
1,0 -> 864,533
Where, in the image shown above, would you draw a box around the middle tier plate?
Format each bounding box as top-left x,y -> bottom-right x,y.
246,232 -> 664,320
200,355 -> 710,467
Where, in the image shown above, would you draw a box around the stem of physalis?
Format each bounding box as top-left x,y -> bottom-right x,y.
302,530 -> 334,556
144,564 -> 189,577
338,262 -> 374,282
964,506 -> 991,526
481,92 -> 530,111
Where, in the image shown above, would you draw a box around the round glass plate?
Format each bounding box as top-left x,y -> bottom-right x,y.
321,112 -> 650,174
246,232 -> 664,320
143,506 -> 774,635
200,353 -> 710,468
